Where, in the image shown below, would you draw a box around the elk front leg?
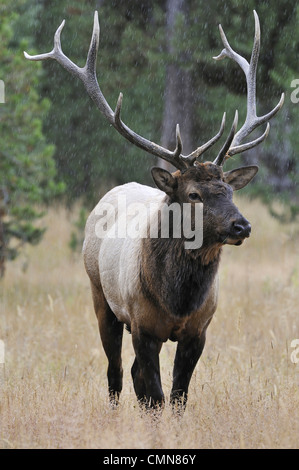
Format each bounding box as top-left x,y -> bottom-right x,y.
131,328 -> 164,408
170,330 -> 207,409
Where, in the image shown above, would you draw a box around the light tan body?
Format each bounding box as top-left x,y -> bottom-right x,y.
83,182 -> 219,343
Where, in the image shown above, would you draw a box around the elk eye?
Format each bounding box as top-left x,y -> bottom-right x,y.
188,192 -> 202,202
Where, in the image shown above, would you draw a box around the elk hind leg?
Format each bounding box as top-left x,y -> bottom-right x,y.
90,282 -> 124,405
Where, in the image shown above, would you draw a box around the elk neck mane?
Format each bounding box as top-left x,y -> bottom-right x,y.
139,204 -> 222,318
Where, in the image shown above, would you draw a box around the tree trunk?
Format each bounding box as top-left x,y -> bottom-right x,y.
0,189 -> 8,278
159,0 -> 194,170
0,216 -> 5,278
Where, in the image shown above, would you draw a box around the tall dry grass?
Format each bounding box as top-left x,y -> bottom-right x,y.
0,197 -> 298,449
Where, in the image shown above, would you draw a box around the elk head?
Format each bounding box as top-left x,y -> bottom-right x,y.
24,10 -> 284,250
152,161 -> 256,248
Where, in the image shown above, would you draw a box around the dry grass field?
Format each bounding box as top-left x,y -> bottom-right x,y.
0,196 -> 298,449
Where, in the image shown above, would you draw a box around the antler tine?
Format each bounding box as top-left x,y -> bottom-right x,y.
24,19 -> 66,62
213,24 -> 249,77
212,10 -> 284,164
213,111 -> 238,166
24,12 -> 116,125
114,92 -> 186,170
174,124 -> 183,160
85,11 -> 100,75
183,112 -> 226,166
229,122 -> 270,157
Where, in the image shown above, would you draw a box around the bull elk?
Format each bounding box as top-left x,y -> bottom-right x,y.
25,10 -> 284,409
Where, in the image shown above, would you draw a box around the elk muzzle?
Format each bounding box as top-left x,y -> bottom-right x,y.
223,216 -> 251,245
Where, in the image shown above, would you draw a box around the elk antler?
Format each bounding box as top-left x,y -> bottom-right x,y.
24,11 -> 227,171
213,10 -> 284,166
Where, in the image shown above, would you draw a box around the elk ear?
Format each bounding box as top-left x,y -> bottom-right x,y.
151,167 -> 177,195
223,165 -> 259,191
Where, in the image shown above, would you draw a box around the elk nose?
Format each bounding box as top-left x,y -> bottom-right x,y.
232,219 -> 251,238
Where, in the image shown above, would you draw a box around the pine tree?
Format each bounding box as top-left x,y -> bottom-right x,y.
0,4 -> 64,276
